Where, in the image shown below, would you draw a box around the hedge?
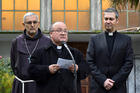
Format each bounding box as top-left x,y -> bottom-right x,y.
0,57 -> 14,93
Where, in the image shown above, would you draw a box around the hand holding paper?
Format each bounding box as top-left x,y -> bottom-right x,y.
69,64 -> 78,72
57,58 -> 73,69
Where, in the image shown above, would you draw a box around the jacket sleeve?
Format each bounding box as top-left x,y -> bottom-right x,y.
86,36 -> 107,86
74,49 -> 90,80
112,37 -> 133,87
10,39 -> 17,75
28,49 -> 51,83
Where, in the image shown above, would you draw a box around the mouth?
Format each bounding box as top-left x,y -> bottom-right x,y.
60,37 -> 66,39
106,23 -> 111,26
105,24 -> 112,28
30,29 -> 35,30
60,36 -> 67,40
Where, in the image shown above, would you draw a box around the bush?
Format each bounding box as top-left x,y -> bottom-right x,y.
0,57 -> 14,93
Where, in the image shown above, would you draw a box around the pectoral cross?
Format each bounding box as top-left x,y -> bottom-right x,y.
28,55 -> 31,63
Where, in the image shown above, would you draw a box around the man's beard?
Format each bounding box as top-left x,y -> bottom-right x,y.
26,30 -> 37,37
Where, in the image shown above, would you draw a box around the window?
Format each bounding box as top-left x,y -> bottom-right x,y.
52,0 -> 90,31
102,0 -> 140,30
0,0 -> 40,32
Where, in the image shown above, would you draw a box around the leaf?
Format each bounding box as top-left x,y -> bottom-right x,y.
111,0 -> 140,9
0,57 -> 14,93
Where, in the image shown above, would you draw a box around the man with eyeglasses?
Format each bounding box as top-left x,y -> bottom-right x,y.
87,8 -> 133,93
28,22 -> 90,93
10,12 -> 51,93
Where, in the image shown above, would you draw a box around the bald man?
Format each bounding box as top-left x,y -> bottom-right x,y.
28,22 -> 89,93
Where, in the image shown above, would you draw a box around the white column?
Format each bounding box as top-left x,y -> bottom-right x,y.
90,0 -> 102,31
40,0 -> 52,31
127,66 -> 135,93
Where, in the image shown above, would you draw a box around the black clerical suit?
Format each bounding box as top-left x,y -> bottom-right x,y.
86,31 -> 133,93
28,41 -> 89,93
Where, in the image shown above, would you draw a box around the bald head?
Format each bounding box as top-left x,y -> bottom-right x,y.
50,22 -> 67,32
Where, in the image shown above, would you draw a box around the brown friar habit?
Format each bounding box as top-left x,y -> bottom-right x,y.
10,28 -> 51,93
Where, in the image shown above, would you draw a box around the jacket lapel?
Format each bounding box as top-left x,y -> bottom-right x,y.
101,32 -> 110,57
111,32 -> 120,58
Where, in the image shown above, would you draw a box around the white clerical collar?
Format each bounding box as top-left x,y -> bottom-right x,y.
57,46 -> 62,49
108,32 -> 113,36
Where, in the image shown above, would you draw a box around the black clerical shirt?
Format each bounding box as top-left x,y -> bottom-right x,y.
105,31 -> 117,57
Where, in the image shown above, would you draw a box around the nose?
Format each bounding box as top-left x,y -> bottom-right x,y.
106,21 -> 111,25
62,31 -> 65,34
60,32 -> 65,36
106,19 -> 111,23
60,31 -> 66,35
31,22 -> 34,26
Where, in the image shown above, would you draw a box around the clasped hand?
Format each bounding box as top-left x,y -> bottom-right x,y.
104,79 -> 115,90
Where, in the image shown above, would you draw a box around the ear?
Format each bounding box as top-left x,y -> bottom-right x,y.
22,22 -> 25,26
49,32 -> 52,37
36,21 -> 40,25
116,19 -> 119,23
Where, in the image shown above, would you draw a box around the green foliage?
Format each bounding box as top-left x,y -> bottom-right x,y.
111,0 -> 140,9
0,57 -> 14,93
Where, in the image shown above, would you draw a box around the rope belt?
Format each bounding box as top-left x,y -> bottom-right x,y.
15,76 -> 34,93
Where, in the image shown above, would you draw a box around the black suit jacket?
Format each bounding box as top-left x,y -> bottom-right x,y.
86,32 -> 133,93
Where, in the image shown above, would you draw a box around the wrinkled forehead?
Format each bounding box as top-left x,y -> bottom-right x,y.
104,12 -> 116,18
52,22 -> 67,30
25,15 -> 38,22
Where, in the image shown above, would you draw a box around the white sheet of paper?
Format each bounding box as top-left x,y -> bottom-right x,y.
57,58 -> 73,69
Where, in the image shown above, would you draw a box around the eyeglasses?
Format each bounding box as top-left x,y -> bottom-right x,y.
52,30 -> 68,33
104,17 -> 115,21
25,21 -> 38,25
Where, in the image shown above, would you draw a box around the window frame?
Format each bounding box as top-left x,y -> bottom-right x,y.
0,0 -> 41,32
51,0 -> 91,32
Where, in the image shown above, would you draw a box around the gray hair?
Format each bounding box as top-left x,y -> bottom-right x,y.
104,8 -> 119,19
23,12 -> 39,23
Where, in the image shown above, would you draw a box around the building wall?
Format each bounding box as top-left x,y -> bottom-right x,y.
0,41 -> 11,57
0,34 -> 140,93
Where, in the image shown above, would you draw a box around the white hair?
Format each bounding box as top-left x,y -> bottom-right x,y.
23,12 -> 39,23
